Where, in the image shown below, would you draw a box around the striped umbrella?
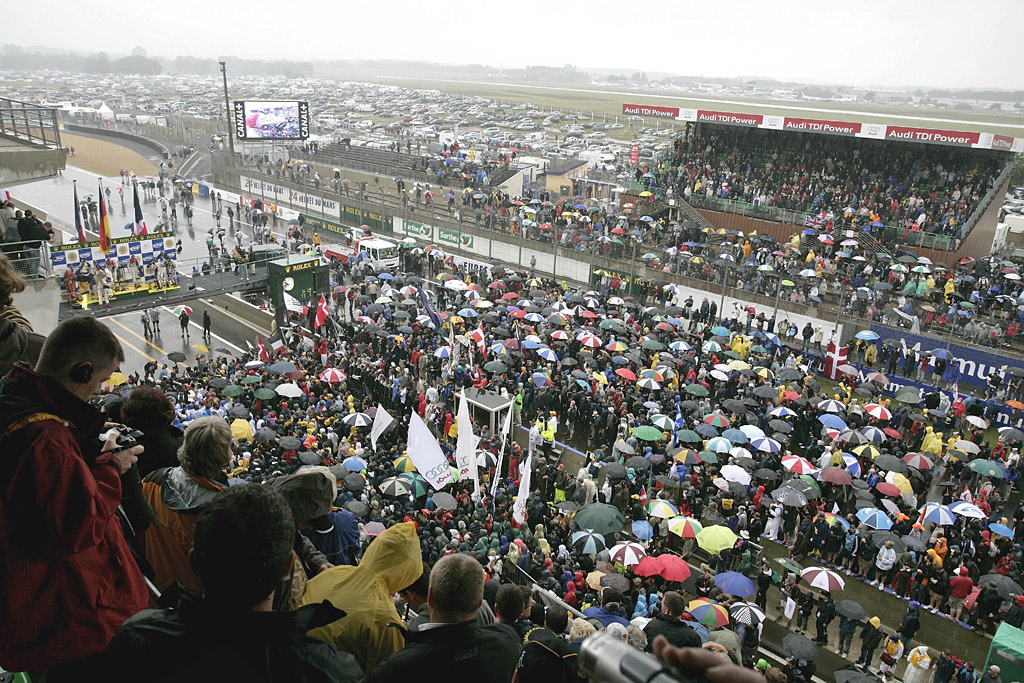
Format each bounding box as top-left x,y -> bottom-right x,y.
704,413 -> 731,428
864,403 -> 892,421
949,501 -> 986,519
646,500 -> 679,519
667,516 -> 703,538
800,566 -> 846,591
856,507 -> 893,530
706,437 -> 732,453
343,412 -> 372,427
650,414 -> 674,430
860,426 -> 887,442
393,455 -> 417,473
379,475 -> 412,497
919,502 -> 957,525
769,406 -> 797,418
688,599 -> 731,628
319,368 -> 347,382
637,377 -> 661,390
751,436 -> 782,453
536,347 -> 559,362
729,601 -> 766,626
903,453 -> 934,470
781,455 -> 816,474
399,472 -> 429,498
610,541 -> 647,566
818,399 -> 846,413
571,529 -> 607,555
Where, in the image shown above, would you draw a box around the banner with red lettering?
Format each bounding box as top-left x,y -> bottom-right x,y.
884,126 -> 981,147
622,103 -> 680,119
697,110 -> 764,127
784,118 -> 862,136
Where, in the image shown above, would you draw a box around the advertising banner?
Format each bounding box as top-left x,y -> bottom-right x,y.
622,103 -> 680,118
696,110 -> 764,126
233,100 -> 309,140
437,226 -> 474,249
884,126 -> 981,147
866,324 -> 1008,389
784,117 -> 862,136
629,144 -> 639,165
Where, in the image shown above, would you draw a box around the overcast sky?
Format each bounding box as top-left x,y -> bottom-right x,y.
10,0 -> 1023,89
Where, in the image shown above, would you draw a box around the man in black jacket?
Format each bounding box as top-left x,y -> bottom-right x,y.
105,485 -> 361,683
370,553 -> 521,683
518,605 -> 577,683
644,591 -> 702,651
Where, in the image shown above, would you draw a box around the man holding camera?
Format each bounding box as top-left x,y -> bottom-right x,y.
0,316 -> 149,680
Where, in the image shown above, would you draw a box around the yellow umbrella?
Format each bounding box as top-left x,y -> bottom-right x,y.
887,472 -> 913,495
853,444 -> 880,459
639,191 -> 653,197
592,372 -> 609,385
106,371 -> 128,387
192,344 -> 210,353
755,367 -> 774,380
728,360 -> 751,371
696,525 -> 738,554
230,418 -> 252,442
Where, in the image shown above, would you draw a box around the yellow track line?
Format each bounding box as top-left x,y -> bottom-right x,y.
108,318 -> 185,366
111,330 -> 156,363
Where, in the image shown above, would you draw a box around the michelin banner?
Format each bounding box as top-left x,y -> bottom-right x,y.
866,324 -> 1008,390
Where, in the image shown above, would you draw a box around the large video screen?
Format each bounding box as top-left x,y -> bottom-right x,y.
233,100 -> 309,140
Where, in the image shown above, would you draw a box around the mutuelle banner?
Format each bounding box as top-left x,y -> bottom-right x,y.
866,324 -> 1009,390
51,231 -> 177,268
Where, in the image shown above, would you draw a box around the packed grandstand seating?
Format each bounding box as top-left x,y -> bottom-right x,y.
651,124 -> 1011,243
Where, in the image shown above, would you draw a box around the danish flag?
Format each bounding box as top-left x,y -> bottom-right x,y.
823,340 -> 849,380
315,294 -> 329,328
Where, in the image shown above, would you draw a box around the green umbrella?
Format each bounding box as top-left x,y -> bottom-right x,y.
676,429 -> 701,443
221,385 -> 244,397
254,388 -> 276,400
392,310 -> 411,319
641,339 -> 665,351
399,472 -> 430,498
633,425 -> 665,441
241,375 -> 262,384
798,474 -> 822,495
894,387 -> 921,404
599,319 -> 625,330
483,360 -> 508,374
685,383 -> 709,397
698,450 -> 720,464
781,279 -> 795,287
572,502 -> 626,536
968,459 -> 1006,478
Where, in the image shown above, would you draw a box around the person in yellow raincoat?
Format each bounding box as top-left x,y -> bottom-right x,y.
301,521 -> 423,675
920,426 -> 943,457
944,277 -> 955,302
742,241 -> 752,260
731,335 -> 746,358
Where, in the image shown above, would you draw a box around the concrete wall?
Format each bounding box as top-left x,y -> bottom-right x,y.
0,147 -> 67,185
205,292 -> 274,331
13,275 -> 61,336
62,123 -> 168,158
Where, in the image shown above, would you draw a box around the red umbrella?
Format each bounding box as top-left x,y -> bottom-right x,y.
903,453 -> 933,470
875,482 -> 902,497
615,368 -> 637,381
819,468 -> 852,485
634,555 -> 663,577
501,292 -> 519,300
883,428 -> 903,439
656,555 -> 692,582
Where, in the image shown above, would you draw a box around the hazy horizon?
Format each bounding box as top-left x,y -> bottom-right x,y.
5,0 -> 1023,91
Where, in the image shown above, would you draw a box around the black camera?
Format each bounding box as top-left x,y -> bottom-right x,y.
580,633 -> 705,683
99,424 -> 144,452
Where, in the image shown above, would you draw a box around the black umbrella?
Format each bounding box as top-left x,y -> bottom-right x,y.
208,377 -> 229,389
980,574 -> 1023,599
834,668 -> 880,683
600,573 -> 631,593
343,473 -> 365,492
228,406 -> 250,419
901,535 -> 927,552
344,500 -> 370,520
167,352 -> 186,362
754,468 -> 779,481
279,436 -> 301,450
782,633 -> 819,661
851,479 -> 870,490
253,427 -> 277,442
626,456 -> 650,471
836,599 -> 866,621
604,463 -> 628,481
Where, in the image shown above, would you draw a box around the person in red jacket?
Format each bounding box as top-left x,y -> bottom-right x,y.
948,566 -> 974,621
0,316 -> 149,679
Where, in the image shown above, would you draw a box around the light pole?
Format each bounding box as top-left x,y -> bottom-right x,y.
718,257 -> 732,322
219,61 -> 235,159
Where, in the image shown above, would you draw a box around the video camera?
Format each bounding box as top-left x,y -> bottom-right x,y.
99,424 -> 144,452
580,633 -> 707,683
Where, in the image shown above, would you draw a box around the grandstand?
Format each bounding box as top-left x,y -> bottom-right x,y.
624,102 -> 1019,261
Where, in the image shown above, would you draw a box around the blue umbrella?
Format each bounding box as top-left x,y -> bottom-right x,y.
722,428 -> 748,444
612,355 -> 629,364
715,571 -> 756,596
855,330 -> 880,341
990,523 -> 1015,538
930,349 -> 954,360
343,456 -> 367,472
632,520 -> 654,540
861,426 -> 886,442
856,508 -> 893,530
711,326 -> 731,336
819,414 -> 848,430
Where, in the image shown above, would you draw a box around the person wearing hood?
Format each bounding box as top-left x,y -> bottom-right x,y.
142,416 -> 232,595
855,616 -> 884,669
949,566 -> 974,621
921,426 -> 943,456
899,602 -> 921,646
301,521 -> 423,674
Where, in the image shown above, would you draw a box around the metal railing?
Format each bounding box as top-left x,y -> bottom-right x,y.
1,240 -> 54,278
0,97 -> 61,148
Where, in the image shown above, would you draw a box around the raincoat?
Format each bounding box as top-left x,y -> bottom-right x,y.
301,521 -> 422,674
921,426 -> 943,456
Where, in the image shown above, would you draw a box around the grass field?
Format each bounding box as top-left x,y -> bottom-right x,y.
376,76 -> 1024,136
61,132 -> 158,178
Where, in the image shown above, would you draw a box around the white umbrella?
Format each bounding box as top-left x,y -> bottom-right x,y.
949,501 -> 986,519
720,464 -> 752,486
800,566 -> 846,591
739,424 -> 765,439
609,541 -> 647,567
275,383 -> 302,397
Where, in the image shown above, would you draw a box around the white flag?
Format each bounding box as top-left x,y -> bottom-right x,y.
406,411 -> 454,491
491,403 -> 516,499
370,404 -> 395,451
453,390 -> 480,498
512,451 -> 533,525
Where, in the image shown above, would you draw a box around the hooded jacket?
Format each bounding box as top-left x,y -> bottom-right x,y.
301,521 -> 422,674
0,365 -> 149,671
921,426 -> 943,456
142,466 -> 226,595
